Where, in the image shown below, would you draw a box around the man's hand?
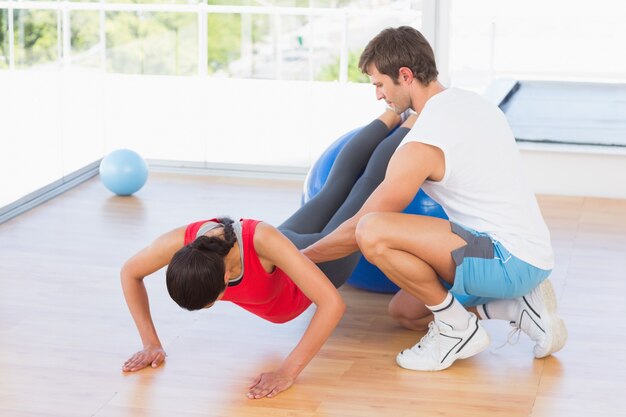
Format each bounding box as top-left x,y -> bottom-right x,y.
122,345 -> 167,372
300,246 -> 319,263
247,371 -> 295,399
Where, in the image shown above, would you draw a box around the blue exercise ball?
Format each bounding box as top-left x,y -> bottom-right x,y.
304,126 -> 448,294
99,149 -> 148,196
303,127 -> 362,204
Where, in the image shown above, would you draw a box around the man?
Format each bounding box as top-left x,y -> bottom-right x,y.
303,26 -> 567,371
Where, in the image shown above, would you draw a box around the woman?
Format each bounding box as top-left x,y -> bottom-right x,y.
120,109 -> 417,399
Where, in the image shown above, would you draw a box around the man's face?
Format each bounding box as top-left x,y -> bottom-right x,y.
368,64 -> 411,113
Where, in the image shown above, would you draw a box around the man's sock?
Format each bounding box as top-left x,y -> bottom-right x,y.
426,292 -> 472,330
476,299 -> 514,321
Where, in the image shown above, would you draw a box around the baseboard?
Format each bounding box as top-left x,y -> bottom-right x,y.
0,160 -> 101,224
147,159 -> 309,181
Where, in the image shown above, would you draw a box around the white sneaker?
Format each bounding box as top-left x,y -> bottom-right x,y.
396,313 -> 490,371
509,279 -> 568,358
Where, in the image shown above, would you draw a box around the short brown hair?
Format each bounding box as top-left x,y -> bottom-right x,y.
358,26 -> 438,85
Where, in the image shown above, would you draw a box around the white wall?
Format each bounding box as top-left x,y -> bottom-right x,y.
101,74 -> 382,166
520,144 -> 626,200
2,70 -> 626,207
0,70 -> 383,206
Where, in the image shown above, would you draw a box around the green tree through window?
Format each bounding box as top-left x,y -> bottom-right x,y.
316,50 -> 369,83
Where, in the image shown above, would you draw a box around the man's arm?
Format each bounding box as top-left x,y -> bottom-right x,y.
302,142 -> 444,263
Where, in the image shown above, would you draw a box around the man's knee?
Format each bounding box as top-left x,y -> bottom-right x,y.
355,213 -> 387,261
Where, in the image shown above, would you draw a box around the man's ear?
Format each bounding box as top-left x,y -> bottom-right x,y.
399,67 -> 413,83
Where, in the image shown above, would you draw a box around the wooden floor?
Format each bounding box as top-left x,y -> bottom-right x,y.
1,172 -> 625,417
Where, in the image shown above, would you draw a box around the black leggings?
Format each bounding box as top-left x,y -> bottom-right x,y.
279,119 -> 411,288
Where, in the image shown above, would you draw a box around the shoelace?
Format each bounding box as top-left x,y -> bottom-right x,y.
494,321 -> 522,351
412,321 -> 440,352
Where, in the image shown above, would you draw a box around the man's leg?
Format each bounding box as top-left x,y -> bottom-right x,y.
364,214 -> 567,363
475,279 -> 568,358
389,290 -> 480,331
388,290 -> 432,331
357,213 -> 463,303
389,282 -> 567,359
356,212 -> 490,371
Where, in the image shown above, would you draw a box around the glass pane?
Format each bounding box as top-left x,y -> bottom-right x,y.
207,0 -> 254,5
450,0 -> 626,92
0,9 -> 8,69
209,11 -> 424,81
106,11 -> 198,76
107,0 -> 201,4
70,10 -> 101,68
311,15 -> 344,82
13,9 -> 59,69
207,13 -> 242,76
272,0 -> 317,7
313,14 -> 408,83
220,14 -> 273,79
210,13 -> 316,81
224,0 -> 423,9
314,48 -> 367,82
493,18 -> 626,80
277,14 -> 309,81
312,0 -> 421,9
342,15 -> 422,83
209,14 -> 310,80
243,14 -> 272,79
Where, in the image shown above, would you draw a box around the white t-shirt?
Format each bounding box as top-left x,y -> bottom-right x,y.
399,87 -> 554,270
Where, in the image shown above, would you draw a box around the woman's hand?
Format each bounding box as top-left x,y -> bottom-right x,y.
122,345 -> 167,372
252,223 -> 345,399
247,371 -> 295,399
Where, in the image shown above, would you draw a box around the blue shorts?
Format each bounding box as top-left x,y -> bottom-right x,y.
444,223 -> 551,307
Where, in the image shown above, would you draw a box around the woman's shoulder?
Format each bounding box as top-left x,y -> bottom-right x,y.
248,221 -> 282,253
241,218 -> 270,234
184,220 -> 213,244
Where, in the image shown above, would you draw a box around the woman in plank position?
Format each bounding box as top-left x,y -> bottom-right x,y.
121,109 -> 417,399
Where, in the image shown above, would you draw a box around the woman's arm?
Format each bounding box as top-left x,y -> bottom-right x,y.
248,222 -> 346,399
120,227 -> 185,372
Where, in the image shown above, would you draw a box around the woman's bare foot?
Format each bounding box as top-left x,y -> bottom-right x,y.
378,108 -> 402,129
401,113 -> 418,129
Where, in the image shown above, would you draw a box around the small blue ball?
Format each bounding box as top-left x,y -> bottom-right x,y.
99,149 -> 148,196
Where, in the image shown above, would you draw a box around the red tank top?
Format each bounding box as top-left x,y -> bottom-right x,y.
184,218 -> 312,323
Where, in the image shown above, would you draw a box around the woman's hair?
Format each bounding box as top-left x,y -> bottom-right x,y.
166,217 -> 237,311
358,26 -> 438,85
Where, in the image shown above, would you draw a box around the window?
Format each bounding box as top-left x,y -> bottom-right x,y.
0,9 -> 8,69
13,9 -> 59,69
0,0 -> 425,211
449,0 -> 626,93
106,11 -> 198,75
448,0 -> 626,148
0,0 -> 422,79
